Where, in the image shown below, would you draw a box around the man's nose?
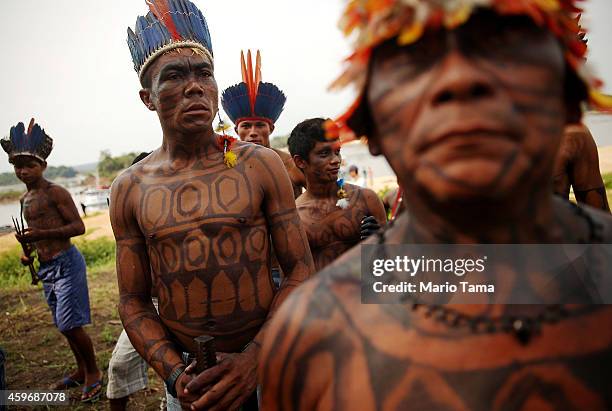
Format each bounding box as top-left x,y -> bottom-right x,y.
184,77 -> 205,97
429,51 -> 496,107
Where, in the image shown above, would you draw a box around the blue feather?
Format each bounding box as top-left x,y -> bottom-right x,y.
128,0 -> 214,74
221,83 -> 253,123
2,120 -> 53,160
254,83 -> 286,123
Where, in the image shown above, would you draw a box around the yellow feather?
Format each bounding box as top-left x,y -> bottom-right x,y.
224,151 -> 238,168
397,23 -> 424,46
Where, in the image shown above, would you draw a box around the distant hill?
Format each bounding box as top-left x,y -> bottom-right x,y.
72,161 -> 98,174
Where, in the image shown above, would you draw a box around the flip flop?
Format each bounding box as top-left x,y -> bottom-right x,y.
80,380 -> 103,403
51,376 -> 84,390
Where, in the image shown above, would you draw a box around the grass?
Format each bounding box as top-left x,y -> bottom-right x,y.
0,246 -> 165,410
603,172 -> 612,190
0,237 -> 115,290
0,189 -> 24,204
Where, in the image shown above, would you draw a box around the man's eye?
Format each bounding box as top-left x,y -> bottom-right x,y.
166,72 -> 180,80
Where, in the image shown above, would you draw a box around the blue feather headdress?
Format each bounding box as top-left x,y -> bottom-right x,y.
127,0 -> 213,81
221,50 -> 286,127
1,119 -> 53,163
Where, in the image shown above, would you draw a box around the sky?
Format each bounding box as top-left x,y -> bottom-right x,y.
0,0 -> 611,173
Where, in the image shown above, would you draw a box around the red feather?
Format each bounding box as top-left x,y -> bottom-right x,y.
27,118 -> 35,135
246,50 -> 256,114
147,0 -> 180,40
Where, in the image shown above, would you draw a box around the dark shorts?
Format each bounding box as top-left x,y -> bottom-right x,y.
38,245 -> 91,332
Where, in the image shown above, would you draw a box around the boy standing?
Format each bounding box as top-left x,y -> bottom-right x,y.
1,119 -> 102,402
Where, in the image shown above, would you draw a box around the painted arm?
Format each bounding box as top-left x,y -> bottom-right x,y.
110,172 -> 185,384
360,188 -> 388,238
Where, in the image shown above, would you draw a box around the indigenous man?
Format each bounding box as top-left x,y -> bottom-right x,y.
115,1 -> 314,410
261,2 -> 612,410
553,123 -> 610,211
221,50 -> 306,199
1,120 -> 102,402
288,118 -> 386,271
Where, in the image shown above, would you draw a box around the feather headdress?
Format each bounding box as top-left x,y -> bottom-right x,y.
127,0 -> 213,81
221,50 -> 287,127
1,119 -> 53,163
328,0 -> 612,140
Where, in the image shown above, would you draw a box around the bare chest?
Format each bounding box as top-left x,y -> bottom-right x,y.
134,172 -> 268,275
298,199 -> 368,250
23,193 -> 62,227
346,306 -> 612,411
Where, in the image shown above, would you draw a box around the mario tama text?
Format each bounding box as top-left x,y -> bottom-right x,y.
360,244 -> 612,304
372,255 -> 493,296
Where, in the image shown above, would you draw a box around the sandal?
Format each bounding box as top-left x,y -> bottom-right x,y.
80,380 -> 103,403
51,376 -> 84,390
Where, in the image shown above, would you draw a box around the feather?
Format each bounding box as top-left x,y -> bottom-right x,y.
241,51 -> 248,84
2,120 -> 52,161
147,0 -> 180,40
254,83 -> 286,123
27,118 -> 35,135
221,83 -> 251,124
246,50 -> 256,113
255,50 -> 262,96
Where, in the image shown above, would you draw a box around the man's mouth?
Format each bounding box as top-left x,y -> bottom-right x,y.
420,123 -> 519,154
183,103 -> 210,114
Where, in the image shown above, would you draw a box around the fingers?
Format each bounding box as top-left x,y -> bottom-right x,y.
192,384 -> 244,411
185,360 -> 229,394
361,215 -> 377,224
184,359 -> 196,375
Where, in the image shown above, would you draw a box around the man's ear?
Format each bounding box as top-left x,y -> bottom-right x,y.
139,89 -> 156,111
41,161 -> 48,171
293,154 -> 307,171
269,124 -> 275,133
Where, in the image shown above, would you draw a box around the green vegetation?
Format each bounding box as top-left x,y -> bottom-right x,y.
271,135 -> 289,149
603,172 -> 612,190
0,189 -> 24,204
98,150 -> 137,180
377,185 -> 391,203
0,165 -> 78,186
0,237 -> 115,288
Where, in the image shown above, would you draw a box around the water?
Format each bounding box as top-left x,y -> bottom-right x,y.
0,189 -> 107,229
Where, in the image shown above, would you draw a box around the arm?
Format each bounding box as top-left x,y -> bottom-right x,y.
569,125 -> 610,212
17,186 -> 85,242
110,172 -> 186,388
363,188 -> 388,225
360,188 -> 388,239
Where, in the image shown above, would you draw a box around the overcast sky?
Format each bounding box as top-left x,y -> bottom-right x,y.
0,0 -> 611,172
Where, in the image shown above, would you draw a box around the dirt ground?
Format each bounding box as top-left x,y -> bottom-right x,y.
0,266 -> 165,410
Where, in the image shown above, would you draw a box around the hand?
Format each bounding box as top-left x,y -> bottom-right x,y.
15,227 -> 46,244
184,349 -> 258,411
360,215 -> 380,240
20,254 -> 34,266
175,369 -> 199,411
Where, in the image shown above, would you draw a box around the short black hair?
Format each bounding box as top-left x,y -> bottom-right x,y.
288,118 -> 331,160
132,151 -> 151,166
